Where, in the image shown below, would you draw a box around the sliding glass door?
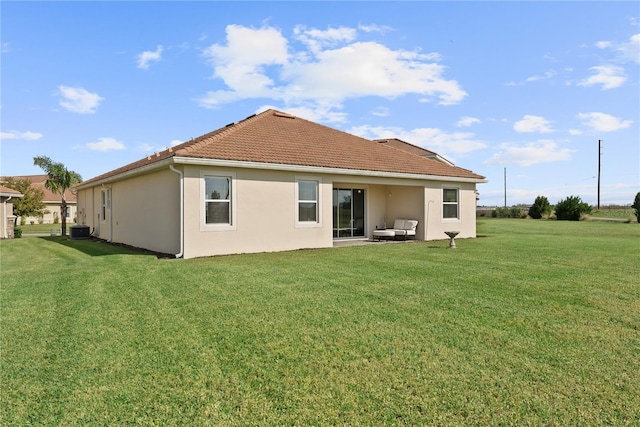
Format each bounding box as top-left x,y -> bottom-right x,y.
333,188 -> 365,238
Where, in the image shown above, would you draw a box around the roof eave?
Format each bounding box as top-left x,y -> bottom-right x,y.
74,157 -> 174,190
173,157 -> 487,183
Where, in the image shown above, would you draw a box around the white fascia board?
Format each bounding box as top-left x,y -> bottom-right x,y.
172,156 -> 488,184
1,192 -> 23,198
75,155 -> 487,189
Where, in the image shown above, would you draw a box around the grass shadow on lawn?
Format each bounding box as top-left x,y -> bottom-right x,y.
36,236 -> 173,258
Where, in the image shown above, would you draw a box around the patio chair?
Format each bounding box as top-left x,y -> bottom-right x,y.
390,219 -> 419,240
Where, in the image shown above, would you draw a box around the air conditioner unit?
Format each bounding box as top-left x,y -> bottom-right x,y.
69,225 -> 91,240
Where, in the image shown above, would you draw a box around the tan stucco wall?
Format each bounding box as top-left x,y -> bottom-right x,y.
424,182 -> 478,241
77,169 -> 180,255
1,197 -> 13,238
20,203 -> 76,225
77,163 -> 480,258
182,166 -> 333,259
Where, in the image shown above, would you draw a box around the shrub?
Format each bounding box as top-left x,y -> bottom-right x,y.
632,192 -> 640,224
491,207 -> 525,218
555,195 -> 592,221
53,212 -> 59,224
14,227 -> 22,238
529,195 -> 551,219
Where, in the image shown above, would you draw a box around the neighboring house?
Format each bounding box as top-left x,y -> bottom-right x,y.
1,186 -> 23,239
0,175 -> 77,225
75,109 -> 486,259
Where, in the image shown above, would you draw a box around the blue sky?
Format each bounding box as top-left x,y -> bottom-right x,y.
2,1 -> 638,206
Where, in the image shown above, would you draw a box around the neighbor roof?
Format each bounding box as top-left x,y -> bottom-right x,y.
0,185 -> 23,198
0,175 -> 76,202
78,109 -> 485,187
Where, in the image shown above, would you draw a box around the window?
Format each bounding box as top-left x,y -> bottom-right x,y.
443,188 -> 459,219
298,180 -> 318,222
204,176 -> 231,225
101,189 -> 110,221
296,177 -> 321,228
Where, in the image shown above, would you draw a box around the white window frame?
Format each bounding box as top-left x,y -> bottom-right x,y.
442,186 -> 460,221
200,171 -> 237,231
100,189 -> 111,222
295,176 -> 322,228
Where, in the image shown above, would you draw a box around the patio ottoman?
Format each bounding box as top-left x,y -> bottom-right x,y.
373,229 -> 396,241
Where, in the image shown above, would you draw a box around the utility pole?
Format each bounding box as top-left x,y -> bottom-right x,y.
504,167 -> 507,208
597,140 -> 601,210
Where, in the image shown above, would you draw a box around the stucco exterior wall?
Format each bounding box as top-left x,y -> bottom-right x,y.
77,169 -> 180,255
1,197 -> 13,238
424,182 -> 478,241
182,165 -> 333,258
21,203 -> 76,226
76,163 -> 480,258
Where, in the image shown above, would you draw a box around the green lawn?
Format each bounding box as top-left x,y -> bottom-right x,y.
1,219 -> 639,425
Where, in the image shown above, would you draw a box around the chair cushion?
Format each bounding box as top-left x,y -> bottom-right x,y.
405,220 -> 418,231
393,219 -> 406,230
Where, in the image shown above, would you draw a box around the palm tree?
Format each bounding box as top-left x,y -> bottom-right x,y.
33,156 -> 82,237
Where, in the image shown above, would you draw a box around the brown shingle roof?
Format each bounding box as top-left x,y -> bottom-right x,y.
375,138 -> 439,157
375,138 -> 456,166
79,109 -> 485,186
0,175 -> 76,202
0,185 -> 23,196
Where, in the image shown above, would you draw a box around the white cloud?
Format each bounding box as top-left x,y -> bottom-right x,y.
170,139 -> 183,146
358,24 -> 394,35
348,124 -> 486,157
58,85 -> 103,114
513,115 -> 554,133
2,42 -> 10,53
506,70 -> 557,86
525,70 -> 557,83
456,116 -> 481,127
371,107 -> 390,117
619,33 -> 640,64
294,25 -> 357,54
593,33 -> 639,64
578,65 -> 626,90
568,129 -> 583,136
577,112 -> 633,132
485,140 -> 574,166
136,45 -> 164,70
0,130 -> 43,140
86,137 -> 125,151
197,24 -> 466,118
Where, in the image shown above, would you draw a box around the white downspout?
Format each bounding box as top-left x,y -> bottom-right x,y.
3,196 -> 13,239
169,165 -> 184,258
426,200 -> 434,241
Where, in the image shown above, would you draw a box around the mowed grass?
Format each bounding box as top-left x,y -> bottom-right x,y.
1,220 -> 639,425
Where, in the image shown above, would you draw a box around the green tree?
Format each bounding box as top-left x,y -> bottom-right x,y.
555,195 -> 592,221
2,177 -> 47,222
529,195 -> 552,219
33,156 -> 82,236
631,192 -> 640,224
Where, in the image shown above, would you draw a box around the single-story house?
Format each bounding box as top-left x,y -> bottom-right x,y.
75,109 -> 487,259
0,175 -> 77,225
1,185 -> 23,239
